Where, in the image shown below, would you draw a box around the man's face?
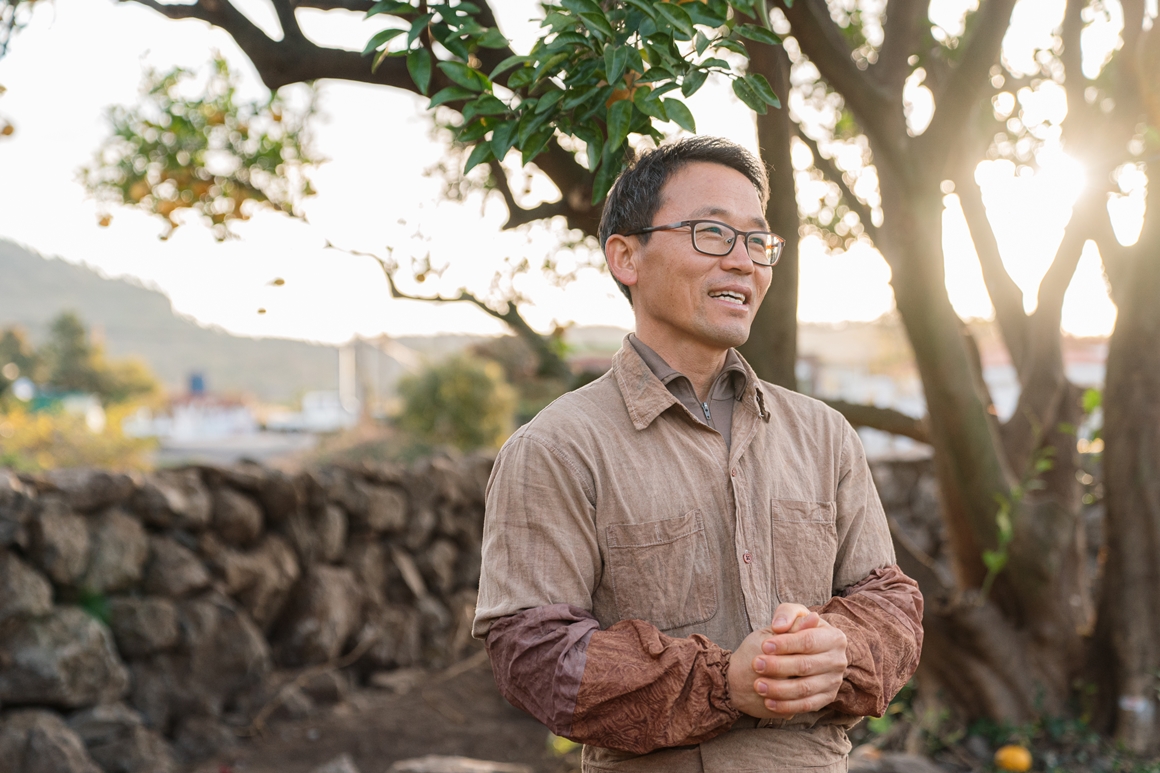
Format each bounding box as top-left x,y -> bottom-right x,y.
625,161 -> 772,356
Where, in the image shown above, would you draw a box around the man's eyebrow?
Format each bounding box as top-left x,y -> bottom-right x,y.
688,206 -> 769,229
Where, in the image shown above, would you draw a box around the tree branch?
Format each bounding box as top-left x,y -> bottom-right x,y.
953,164 -> 1030,372
920,0 -> 1019,164
332,243 -> 572,380
122,0 -> 603,238
823,399 -> 931,444
486,159 -> 569,230
872,0 -> 929,92
795,127 -> 879,242
271,0 -> 305,42
774,0 -> 906,170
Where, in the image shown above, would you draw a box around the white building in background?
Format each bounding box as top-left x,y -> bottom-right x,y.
263,335 -> 420,433
123,393 -> 258,441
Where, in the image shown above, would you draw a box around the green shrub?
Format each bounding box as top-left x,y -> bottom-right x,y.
397,354 -> 516,451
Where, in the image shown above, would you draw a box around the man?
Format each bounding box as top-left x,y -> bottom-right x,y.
473,136 -> 923,772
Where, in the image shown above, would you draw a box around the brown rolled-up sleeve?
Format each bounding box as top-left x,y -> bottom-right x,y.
487,608 -> 740,753
570,620 -> 741,754
815,565 -> 924,717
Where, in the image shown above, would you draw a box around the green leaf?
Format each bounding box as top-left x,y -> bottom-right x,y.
362,27 -> 406,56
463,141 -> 495,174
437,31 -> 471,61
365,0 -> 413,19
622,0 -> 657,20
606,98 -> 633,150
654,4 -> 694,37
681,68 -> 708,97
521,126 -> 554,165
732,76 -> 768,114
663,99 -> 696,132
632,85 -> 671,120
575,126 -> 604,172
437,61 -> 488,91
579,12 -> 615,40
592,143 -> 621,202
407,48 -> 433,94
694,30 -> 712,56
477,27 -> 509,48
561,0 -> 605,15
604,45 -> 629,87
428,85 -> 475,108
508,67 -> 534,89
458,118 -> 490,143
534,88 -> 564,114
533,51 -> 571,82
490,54 -> 529,80
406,12 -> 435,46
463,94 -> 509,121
685,2 -> 728,26
626,46 -> 644,75
517,107 -> 551,145
490,120 -> 519,160
982,549 -> 1008,574
562,84 -> 596,110
737,23 -> 783,47
1082,387 -> 1102,413
713,37 -> 748,56
745,73 -> 781,108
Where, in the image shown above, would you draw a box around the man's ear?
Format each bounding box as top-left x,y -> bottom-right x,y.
604,234 -> 640,291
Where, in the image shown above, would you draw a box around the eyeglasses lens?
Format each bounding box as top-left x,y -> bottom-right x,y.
692,222 -> 776,264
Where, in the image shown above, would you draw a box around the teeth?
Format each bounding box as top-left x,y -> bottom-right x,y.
711,291 -> 746,304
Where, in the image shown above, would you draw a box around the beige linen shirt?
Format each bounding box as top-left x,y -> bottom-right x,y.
475,337 -> 909,773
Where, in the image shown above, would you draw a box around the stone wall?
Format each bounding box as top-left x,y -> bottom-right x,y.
0,455 -> 493,772
0,455 -> 944,773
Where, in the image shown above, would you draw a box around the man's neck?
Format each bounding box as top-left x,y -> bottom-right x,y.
633,332 -> 728,403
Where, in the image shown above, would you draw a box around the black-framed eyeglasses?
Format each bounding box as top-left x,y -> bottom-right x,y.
623,219 -> 785,266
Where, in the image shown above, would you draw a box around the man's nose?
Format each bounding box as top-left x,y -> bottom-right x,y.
720,237 -> 755,273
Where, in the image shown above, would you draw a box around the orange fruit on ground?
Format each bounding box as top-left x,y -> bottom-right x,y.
994,744 -> 1032,772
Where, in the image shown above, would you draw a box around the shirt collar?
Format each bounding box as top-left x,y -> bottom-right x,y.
614,334 -> 769,430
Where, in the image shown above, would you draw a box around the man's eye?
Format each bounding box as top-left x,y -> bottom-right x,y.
699,225 -> 726,236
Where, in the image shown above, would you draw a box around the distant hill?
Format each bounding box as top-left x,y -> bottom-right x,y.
0,240 -> 337,401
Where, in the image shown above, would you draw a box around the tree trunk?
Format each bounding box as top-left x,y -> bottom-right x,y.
739,40 -> 799,389
1097,159 -> 1160,752
877,164 -> 1087,721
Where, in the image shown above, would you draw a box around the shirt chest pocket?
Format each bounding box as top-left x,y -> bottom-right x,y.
770,499 -> 838,607
605,510 -> 718,632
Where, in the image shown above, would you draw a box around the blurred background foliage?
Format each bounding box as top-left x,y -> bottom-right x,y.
81,55 -> 320,240
0,311 -> 160,470
396,352 -> 516,452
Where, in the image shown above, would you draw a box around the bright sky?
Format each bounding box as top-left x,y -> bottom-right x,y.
0,0 -> 1131,345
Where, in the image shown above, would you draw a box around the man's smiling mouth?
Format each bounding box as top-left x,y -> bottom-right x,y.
709,290 -> 748,305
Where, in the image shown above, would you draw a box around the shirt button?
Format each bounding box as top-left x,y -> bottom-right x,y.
743,551 -> 752,564
731,468 -> 738,477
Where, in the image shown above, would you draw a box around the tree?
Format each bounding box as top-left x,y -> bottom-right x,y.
397,353 -> 516,450
38,312 -> 159,405
0,325 -> 38,396
90,0 -> 1158,749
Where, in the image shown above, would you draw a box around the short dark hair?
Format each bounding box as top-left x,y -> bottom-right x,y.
598,136 -> 770,303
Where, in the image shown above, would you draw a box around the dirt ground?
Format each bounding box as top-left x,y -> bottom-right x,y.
194,653 -> 580,773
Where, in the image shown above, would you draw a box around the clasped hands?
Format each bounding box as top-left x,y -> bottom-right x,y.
727,604 -> 848,719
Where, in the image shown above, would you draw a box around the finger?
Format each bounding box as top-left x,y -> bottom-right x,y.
762,693 -> 837,715
754,674 -> 842,702
752,651 -> 848,679
770,603 -> 811,633
786,612 -> 822,633
761,626 -> 846,657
